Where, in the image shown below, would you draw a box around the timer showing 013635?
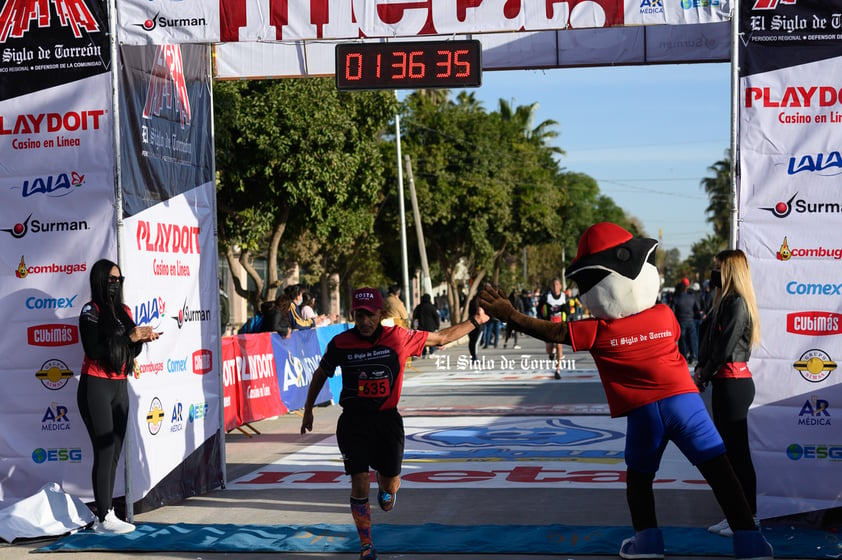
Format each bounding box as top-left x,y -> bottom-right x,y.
335,40 -> 482,91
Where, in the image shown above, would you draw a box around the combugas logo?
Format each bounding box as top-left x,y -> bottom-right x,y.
776,237 -> 842,261
793,349 -> 837,382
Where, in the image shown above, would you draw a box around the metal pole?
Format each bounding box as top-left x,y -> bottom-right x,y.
394,92 -> 411,311
729,0 -> 740,250
105,0 -> 132,520
404,155 -> 433,297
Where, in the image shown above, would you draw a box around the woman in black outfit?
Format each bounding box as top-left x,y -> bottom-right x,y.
694,250 -> 761,537
77,259 -> 160,534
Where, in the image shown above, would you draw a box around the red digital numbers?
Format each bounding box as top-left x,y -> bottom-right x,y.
336,40 -> 481,91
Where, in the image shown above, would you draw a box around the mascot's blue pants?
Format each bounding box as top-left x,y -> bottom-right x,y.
624,392 -> 726,473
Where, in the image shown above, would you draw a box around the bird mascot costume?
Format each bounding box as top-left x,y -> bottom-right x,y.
479,222 -> 772,560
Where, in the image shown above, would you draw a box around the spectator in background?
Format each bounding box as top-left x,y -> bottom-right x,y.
286,284 -> 316,331
538,277 -> 566,378
412,293 -> 441,358
382,284 -> 409,328
261,293 -> 292,338
671,278 -> 700,365
300,291 -> 317,322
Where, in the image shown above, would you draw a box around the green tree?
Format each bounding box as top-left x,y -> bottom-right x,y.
213,78 -> 398,315
700,149 -> 731,244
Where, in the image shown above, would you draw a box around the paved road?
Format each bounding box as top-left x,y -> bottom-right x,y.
2,331 -> 729,559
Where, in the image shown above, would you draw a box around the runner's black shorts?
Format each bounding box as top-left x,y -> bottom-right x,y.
336,408 -> 404,477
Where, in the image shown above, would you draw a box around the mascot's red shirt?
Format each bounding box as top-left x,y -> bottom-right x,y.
568,304 -> 698,417
321,325 -> 428,413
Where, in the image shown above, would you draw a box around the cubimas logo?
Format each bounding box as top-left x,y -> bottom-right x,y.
1,214 -> 90,238
786,312 -> 842,336
14,256 -> 87,278
27,323 -> 79,347
792,349 -> 837,382
762,193 -> 842,218
192,349 -> 212,375
34,359 -> 73,390
775,237 -> 842,261
0,0 -> 100,41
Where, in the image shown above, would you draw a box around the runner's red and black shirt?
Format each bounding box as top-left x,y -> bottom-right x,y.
320,326 -> 428,413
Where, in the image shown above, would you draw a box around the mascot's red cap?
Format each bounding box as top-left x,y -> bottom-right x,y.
572,222 -> 633,265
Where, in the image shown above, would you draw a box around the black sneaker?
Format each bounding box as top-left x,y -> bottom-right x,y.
376,473 -> 396,512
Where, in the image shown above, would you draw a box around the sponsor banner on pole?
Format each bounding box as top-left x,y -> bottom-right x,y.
0,72 -> 115,503
118,44 -> 213,217
122,183 -> 222,502
739,0 -> 842,519
0,0 -> 110,100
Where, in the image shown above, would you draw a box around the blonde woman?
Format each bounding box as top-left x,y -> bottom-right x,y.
693,249 -> 761,537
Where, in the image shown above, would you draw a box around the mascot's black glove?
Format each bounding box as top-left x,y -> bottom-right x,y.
479,285 -> 569,345
478,286 -> 515,322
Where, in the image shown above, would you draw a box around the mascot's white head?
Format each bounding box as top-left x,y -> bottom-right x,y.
566,222 -> 660,320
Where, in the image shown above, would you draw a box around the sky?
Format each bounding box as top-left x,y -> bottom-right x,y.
453,62 -> 733,260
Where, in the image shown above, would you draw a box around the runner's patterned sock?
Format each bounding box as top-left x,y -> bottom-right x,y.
350,496 -> 372,546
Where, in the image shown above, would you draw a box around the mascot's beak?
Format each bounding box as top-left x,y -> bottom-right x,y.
565,237 -> 658,294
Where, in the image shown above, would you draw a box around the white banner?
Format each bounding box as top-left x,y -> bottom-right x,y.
739,51 -> 842,518
214,22 -> 731,80
117,0 -> 731,45
122,183 -> 221,501
0,72 -> 117,503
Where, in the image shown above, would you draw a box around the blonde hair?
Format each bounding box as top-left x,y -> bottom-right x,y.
713,249 -> 761,347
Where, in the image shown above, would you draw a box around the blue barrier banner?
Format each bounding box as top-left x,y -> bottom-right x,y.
271,323 -> 351,411
315,323 -> 352,404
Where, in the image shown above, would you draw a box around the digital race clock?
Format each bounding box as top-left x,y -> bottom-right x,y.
335,40 -> 482,91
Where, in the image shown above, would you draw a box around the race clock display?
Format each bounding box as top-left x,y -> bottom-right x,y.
335,40 -> 482,91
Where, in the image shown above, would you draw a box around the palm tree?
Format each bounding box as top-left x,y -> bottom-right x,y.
700,149 -> 731,244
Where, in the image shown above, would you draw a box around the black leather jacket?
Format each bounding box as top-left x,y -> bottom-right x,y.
696,295 -> 753,385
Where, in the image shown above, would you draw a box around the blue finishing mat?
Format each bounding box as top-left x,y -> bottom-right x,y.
35,522 -> 838,557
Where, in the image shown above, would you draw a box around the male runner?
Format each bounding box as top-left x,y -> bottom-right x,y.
301,287 -> 488,560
